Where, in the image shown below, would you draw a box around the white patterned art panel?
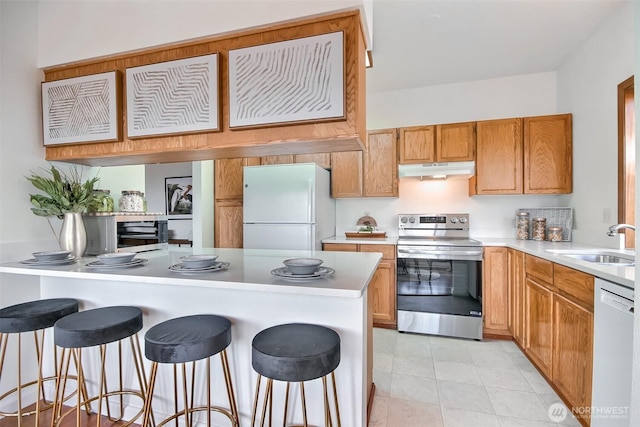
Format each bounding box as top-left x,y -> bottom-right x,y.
41,71 -> 120,146
228,31 -> 344,128
126,54 -> 219,138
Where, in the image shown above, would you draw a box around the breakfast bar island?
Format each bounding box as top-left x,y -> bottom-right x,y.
0,248 -> 381,426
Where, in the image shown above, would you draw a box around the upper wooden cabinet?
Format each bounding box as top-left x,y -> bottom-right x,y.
331,151 -> 363,198
364,129 -> 398,197
398,122 -> 475,164
294,153 -> 331,170
261,155 -> 294,165
471,114 -> 572,195
524,114 -> 573,194
473,118 -> 523,195
43,10 -> 367,166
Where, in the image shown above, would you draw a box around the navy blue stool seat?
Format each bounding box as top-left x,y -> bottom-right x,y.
251,323 -> 342,427
51,306 -> 147,427
0,298 -> 79,425
141,315 -> 239,427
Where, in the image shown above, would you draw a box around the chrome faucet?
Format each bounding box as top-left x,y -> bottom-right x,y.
608,224 -> 635,250
607,223 -> 636,236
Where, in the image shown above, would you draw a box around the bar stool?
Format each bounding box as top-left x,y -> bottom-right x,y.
51,305 -> 147,427
141,314 -> 239,427
251,323 -> 341,427
0,298 -> 79,426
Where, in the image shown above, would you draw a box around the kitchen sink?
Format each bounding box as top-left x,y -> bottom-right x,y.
546,249 -> 635,266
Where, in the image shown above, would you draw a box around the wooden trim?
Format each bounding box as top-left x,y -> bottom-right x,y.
43,10 -> 367,166
617,76 -> 635,248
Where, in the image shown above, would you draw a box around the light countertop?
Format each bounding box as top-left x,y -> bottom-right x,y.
323,235 -> 398,245
0,248 -> 382,298
477,238 -> 635,289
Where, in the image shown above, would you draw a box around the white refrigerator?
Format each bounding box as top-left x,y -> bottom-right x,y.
243,163 -> 335,250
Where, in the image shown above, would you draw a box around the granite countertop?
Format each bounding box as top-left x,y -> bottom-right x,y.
0,248 -> 382,298
477,237 -> 635,289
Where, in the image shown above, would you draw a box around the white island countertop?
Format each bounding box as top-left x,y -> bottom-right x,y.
0,247 -> 381,298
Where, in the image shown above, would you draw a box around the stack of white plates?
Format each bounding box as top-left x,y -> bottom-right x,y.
21,250 -> 75,266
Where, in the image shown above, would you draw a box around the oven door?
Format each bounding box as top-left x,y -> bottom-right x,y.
396,255 -> 482,317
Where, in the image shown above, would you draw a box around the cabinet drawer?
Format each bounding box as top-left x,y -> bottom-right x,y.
323,243 -> 358,252
525,254 -> 554,285
554,264 -> 594,311
359,244 -> 396,260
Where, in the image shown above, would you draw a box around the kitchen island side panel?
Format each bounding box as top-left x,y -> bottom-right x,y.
37,275 -> 368,426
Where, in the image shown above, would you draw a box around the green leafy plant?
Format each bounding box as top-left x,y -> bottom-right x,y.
26,165 -> 100,218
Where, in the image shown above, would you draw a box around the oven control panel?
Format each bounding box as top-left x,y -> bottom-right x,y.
398,214 -> 470,229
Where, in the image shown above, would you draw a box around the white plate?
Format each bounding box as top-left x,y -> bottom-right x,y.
96,252 -> 137,265
271,266 -> 335,280
180,254 -> 219,269
169,261 -> 230,273
32,250 -> 72,261
21,257 -> 76,266
85,258 -> 147,269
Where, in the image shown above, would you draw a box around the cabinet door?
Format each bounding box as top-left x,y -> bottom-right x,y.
369,260 -> 396,327
215,158 -> 245,200
261,155 -> 294,165
214,200 -> 243,248
553,293 -> 593,414
524,114 -> 572,194
364,129 -> 398,197
508,249 -> 526,346
295,153 -> 331,169
482,247 -> 510,336
331,151 -> 363,198
398,126 -> 435,164
323,243 -> 358,252
436,122 -> 475,162
474,118 -> 523,195
525,276 -> 554,377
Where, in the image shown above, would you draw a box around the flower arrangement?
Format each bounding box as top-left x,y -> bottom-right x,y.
26,165 -> 100,219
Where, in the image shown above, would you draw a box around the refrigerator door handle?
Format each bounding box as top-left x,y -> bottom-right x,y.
308,179 -> 314,222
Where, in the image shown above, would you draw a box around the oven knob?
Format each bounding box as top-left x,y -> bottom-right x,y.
450,217 -> 458,223
408,217 -> 415,223
459,217 -> 468,224
400,216 -> 408,223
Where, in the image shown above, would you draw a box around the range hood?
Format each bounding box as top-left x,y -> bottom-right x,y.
398,161 -> 475,180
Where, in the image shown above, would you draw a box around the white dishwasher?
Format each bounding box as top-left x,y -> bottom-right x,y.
592,278 -> 634,426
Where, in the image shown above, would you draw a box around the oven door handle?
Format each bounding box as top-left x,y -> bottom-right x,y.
397,246 -> 483,261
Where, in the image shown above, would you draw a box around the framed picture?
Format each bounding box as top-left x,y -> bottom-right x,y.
228,31 -> 344,128
41,71 -> 121,146
165,176 -> 193,219
126,54 -> 219,138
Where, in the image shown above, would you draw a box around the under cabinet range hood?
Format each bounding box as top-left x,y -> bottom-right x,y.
398,161 -> 475,180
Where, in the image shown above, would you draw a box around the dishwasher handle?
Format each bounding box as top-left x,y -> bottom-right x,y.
600,288 -> 634,317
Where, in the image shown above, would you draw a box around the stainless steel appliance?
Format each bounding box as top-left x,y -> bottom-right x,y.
591,278 -> 633,426
83,213 -> 169,255
397,213 -> 483,340
243,164 -> 335,251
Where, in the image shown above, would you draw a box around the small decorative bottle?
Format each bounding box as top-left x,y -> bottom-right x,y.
532,218 -> 547,241
516,212 -> 529,240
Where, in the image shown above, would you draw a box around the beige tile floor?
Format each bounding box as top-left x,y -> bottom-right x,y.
370,328 -> 583,427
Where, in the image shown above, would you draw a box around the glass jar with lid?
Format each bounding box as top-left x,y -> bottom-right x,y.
87,190 -> 114,213
532,217 -> 547,241
119,190 -> 145,213
516,212 -> 529,240
548,226 -> 563,242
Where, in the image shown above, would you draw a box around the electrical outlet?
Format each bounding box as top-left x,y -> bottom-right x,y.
603,208 -> 612,223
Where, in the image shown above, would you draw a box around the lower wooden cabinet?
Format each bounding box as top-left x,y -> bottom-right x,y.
508,249 -> 526,346
214,200 -> 243,248
323,243 -> 397,328
553,293 -> 593,414
482,247 -> 510,336
524,275 -> 554,378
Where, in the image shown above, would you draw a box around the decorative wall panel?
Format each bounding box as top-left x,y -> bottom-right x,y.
126,54 -> 219,138
41,71 -> 120,146
228,31 -> 344,128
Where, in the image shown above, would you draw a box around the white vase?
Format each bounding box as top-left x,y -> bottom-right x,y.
59,212 -> 87,258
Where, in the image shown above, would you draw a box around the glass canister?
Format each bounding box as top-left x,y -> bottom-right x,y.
532,217 -> 547,241
516,212 -> 530,240
119,190 -> 145,213
548,226 -> 563,242
87,189 -> 114,213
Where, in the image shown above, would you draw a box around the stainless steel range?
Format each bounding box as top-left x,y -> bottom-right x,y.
397,213 -> 483,340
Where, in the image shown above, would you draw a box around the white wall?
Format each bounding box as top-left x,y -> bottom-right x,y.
145,163 -> 193,241
556,2 -> 635,248
341,72 -> 562,237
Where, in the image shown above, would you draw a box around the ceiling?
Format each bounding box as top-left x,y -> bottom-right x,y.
365,0 -> 627,93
